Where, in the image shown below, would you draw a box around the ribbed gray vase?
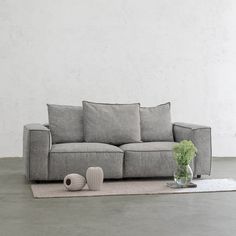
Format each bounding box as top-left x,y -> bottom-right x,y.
86,167 -> 104,191
64,173 -> 86,191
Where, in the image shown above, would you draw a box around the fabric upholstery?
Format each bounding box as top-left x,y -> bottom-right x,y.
83,101 -> 141,145
140,103 -> 173,142
173,122 -> 212,176
120,142 -> 178,178
51,142 -> 123,153
47,104 -> 84,144
23,120 -> 212,181
120,142 -> 176,152
49,142 -> 124,180
23,124 -> 50,180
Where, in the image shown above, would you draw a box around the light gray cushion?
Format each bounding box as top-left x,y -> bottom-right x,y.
47,104 -> 84,144
83,101 -> 141,145
49,142 -> 124,180
51,142 -> 123,153
120,142 -> 180,178
120,141 -> 177,152
140,102 -> 173,142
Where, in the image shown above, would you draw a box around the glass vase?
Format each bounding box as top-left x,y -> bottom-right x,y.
174,164 -> 193,187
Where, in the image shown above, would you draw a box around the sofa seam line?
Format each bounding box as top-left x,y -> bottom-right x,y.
25,128 -> 49,132
50,151 -> 124,154
83,101 -> 140,106
123,150 -> 173,153
174,124 -> 211,131
28,130 -> 31,180
209,128 -> 213,175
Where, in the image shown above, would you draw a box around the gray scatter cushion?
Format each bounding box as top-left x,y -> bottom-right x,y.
140,102 -> 174,142
83,101 -> 141,145
47,104 -> 84,144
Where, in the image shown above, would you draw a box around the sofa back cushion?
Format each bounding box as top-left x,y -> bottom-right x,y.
83,101 -> 141,145
140,102 -> 173,142
47,104 -> 84,144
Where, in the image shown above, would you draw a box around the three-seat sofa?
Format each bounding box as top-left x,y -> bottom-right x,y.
23,101 -> 212,181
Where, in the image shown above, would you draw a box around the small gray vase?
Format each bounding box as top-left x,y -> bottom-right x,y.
64,173 -> 86,191
86,167 -> 104,191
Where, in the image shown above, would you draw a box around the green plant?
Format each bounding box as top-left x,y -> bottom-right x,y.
173,140 -> 197,166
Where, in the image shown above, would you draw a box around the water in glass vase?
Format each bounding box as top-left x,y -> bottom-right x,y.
174,164 -> 193,187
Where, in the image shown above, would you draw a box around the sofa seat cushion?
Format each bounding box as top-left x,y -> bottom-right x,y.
120,142 -> 177,152
49,143 -> 123,180
120,142 -> 178,178
51,142 -> 123,153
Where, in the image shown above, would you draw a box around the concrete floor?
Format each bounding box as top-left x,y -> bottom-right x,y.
0,157 -> 236,236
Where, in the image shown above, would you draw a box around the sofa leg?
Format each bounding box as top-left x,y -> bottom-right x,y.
197,175 -> 201,179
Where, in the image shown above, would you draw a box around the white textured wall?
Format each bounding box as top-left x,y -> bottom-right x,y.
1,0 -> 236,157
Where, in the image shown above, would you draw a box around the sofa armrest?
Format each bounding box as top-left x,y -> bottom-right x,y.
23,124 -> 50,181
173,122 -> 212,176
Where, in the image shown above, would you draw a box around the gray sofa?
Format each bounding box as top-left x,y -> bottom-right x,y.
23,102 -> 212,181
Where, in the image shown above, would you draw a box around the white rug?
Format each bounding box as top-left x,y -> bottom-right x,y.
31,178 -> 236,198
